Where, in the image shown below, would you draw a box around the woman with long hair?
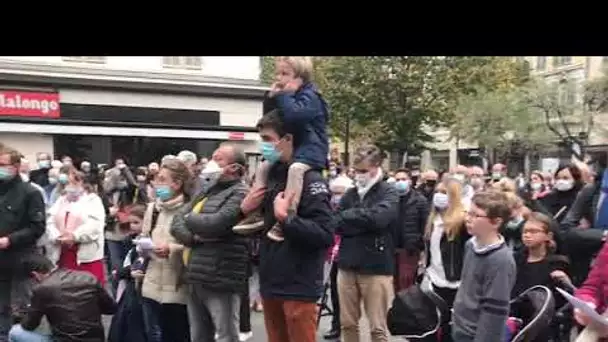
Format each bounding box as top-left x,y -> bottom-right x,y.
424,178 -> 469,342
140,159 -> 192,342
45,166 -> 107,284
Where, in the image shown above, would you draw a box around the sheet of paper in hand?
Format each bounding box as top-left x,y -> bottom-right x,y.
556,287 -> 608,327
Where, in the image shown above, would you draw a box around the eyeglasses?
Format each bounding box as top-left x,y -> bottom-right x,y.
522,228 -> 547,235
466,212 -> 488,219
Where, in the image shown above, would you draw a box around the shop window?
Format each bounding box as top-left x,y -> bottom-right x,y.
162,56 -> 203,70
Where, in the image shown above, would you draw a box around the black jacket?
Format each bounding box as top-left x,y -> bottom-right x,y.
171,179 -> 249,293
538,185 -> 583,221
337,180 -> 400,275
391,190 -> 429,253
259,163 -> 334,302
21,268 -> 116,342
0,176 -> 46,277
425,223 -> 470,282
29,167 -> 50,187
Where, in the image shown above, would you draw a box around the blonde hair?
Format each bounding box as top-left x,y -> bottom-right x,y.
492,177 -> 517,193
276,56 -> 313,83
425,179 -> 466,241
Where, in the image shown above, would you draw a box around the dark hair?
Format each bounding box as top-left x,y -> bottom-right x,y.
554,163 -> 582,184
256,109 -> 287,137
135,167 -> 147,177
472,190 -> 512,224
394,168 -> 411,177
129,205 -> 147,219
19,254 -> 54,276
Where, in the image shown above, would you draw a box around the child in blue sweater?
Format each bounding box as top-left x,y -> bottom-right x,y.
234,57 -> 329,241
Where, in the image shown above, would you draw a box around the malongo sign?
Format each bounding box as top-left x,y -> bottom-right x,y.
0,91 -> 60,118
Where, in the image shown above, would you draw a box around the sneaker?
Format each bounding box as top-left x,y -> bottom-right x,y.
233,211 -> 265,235
239,332 -> 253,341
266,223 -> 285,242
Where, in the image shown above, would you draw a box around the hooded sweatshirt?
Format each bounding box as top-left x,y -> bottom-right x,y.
452,235 -> 516,342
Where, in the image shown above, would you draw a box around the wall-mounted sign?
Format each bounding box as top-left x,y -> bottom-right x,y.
0,91 -> 60,118
228,132 -> 245,140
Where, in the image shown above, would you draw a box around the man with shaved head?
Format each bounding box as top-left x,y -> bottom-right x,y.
491,163 -> 507,182
417,169 -> 438,203
468,166 -> 486,191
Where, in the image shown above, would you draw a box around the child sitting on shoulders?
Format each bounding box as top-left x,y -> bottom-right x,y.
233,56 -> 329,242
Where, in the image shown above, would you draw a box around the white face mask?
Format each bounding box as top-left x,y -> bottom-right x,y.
531,182 -> 542,191
20,173 -> 29,182
355,172 -> 371,188
554,179 -> 574,192
433,192 -> 449,210
200,160 -> 223,189
453,173 -> 466,183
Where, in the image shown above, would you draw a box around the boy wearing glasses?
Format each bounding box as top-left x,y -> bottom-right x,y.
452,190 -> 516,342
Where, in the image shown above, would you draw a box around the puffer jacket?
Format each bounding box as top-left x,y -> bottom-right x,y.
273,82 -> 329,170
171,179 -> 249,294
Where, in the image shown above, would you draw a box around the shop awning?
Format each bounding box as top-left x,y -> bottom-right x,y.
0,122 -> 260,141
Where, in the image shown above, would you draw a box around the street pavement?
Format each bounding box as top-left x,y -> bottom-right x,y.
99,306 -> 406,342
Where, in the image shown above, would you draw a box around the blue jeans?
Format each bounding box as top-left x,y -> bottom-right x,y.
142,297 -> 190,342
8,325 -> 51,342
106,239 -> 130,295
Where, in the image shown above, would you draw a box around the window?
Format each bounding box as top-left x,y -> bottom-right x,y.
62,56 -> 106,64
536,56 -> 546,70
553,56 -> 572,67
162,56 -> 203,70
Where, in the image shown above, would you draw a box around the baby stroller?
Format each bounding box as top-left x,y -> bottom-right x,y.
509,285 -> 556,342
387,279 -> 450,340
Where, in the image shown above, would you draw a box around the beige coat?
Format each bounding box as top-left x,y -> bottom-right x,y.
141,195 -> 188,305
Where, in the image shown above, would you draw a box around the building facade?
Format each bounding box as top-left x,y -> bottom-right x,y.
0,56 -> 267,169
422,56 -> 608,173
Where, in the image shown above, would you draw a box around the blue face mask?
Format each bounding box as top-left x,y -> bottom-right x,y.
58,173 -> 69,185
260,141 -> 281,164
38,160 -> 51,169
395,180 -> 411,193
0,167 -> 14,181
155,185 -> 174,201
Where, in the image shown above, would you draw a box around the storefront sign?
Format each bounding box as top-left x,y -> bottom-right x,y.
228,132 -> 245,140
0,91 -> 60,118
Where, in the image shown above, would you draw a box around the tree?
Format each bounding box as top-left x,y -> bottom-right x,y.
259,56 -> 530,165
525,71 -> 608,160
451,86 -> 552,161
259,56 -> 275,85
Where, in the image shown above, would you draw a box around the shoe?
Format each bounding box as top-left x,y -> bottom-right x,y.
233,211 -> 265,235
239,332 -> 253,341
323,328 -> 340,340
266,223 -> 285,242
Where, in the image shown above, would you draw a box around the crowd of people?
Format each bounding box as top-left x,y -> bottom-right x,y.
2,56 -> 608,342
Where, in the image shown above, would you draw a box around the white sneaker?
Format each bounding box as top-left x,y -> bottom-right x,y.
239,332 -> 253,341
